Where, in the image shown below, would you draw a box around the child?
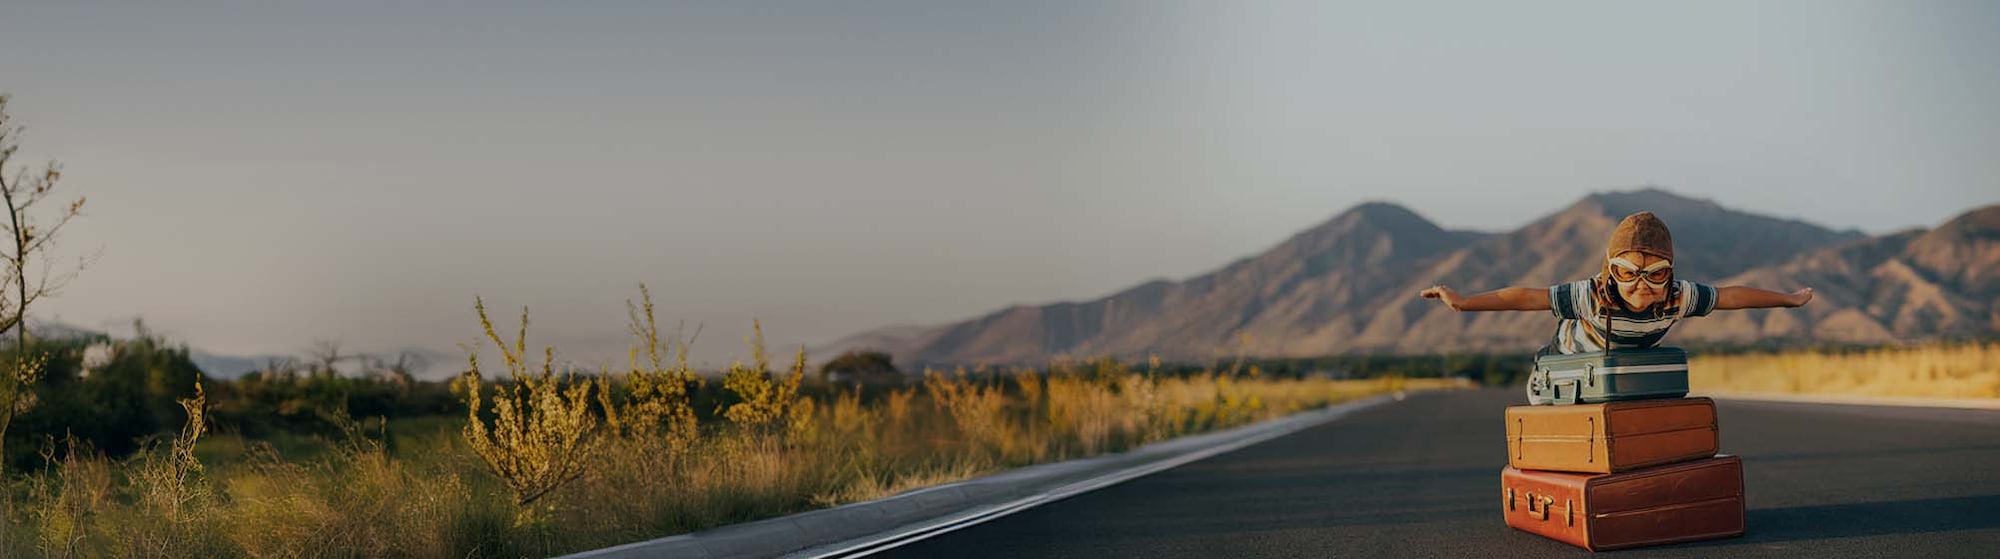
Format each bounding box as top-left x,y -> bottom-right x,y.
1417,211 -> 1812,354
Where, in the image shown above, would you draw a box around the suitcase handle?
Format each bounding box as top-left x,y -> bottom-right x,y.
1527,367 -> 1583,405
1552,378 -> 1579,405
1518,491 -> 1575,526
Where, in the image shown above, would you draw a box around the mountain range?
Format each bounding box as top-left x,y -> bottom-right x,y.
822,188 -> 1998,366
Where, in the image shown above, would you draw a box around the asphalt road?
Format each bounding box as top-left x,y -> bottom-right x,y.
878,388 -> 2000,558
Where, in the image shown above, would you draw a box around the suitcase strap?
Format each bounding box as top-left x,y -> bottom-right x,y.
1506,487 -> 1576,526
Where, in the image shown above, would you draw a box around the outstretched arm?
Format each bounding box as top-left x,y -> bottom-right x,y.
1419,286 -> 1551,312
1714,286 -> 1813,310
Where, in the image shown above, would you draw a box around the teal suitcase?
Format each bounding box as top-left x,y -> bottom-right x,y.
1525,348 -> 1689,405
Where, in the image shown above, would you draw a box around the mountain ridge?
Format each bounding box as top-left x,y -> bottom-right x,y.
823,189 -> 1988,365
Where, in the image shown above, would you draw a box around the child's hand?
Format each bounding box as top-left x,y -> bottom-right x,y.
1419,285 -> 1463,311
1788,287 -> 1814,307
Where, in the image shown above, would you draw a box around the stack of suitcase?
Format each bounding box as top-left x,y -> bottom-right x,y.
1501,347 -> 1746,551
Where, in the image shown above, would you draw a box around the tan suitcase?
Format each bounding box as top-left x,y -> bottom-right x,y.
1502,455 -> 1746,551
1506,397 -> 1717,474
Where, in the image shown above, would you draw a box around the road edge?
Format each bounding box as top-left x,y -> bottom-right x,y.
558,391 -> 1413,559
1697,390 -> 2000,410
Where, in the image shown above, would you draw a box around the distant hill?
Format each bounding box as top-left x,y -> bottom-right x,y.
1680,204 -> 2000,344
20,320 -> 458,379
821,188 -> 1996,365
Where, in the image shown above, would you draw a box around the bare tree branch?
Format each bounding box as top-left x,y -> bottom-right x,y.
0,94 -> 91,476
308,339 -> 350,374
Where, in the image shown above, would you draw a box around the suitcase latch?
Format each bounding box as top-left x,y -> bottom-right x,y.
1520,493 -> 1572,525
1525,492 -> 1553,521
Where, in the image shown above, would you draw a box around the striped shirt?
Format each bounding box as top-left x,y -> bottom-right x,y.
1546,278 -> 1718,354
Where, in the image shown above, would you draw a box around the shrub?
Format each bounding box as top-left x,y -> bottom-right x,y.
604,284 -> 701,452
458,298 -> 600,512
717,322 -> 815,439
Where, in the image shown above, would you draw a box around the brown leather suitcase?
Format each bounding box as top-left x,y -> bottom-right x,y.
1506,397 -> 1717,474
1501,455 -> 1745,551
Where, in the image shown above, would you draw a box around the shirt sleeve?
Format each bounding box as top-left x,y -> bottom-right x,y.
1679,280 -> 1720,318
1549,280 -> 1593,320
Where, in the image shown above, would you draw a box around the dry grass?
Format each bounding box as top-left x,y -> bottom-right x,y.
0,287 -> 1451,557
1,371 -> 1436,558
1690,342 -> 2000,399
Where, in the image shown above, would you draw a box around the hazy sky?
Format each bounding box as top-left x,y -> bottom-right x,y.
2,1 -> 1995,372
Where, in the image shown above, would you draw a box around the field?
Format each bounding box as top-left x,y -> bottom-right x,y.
1690,342 -> 2000,399
0,297 -> 1453,558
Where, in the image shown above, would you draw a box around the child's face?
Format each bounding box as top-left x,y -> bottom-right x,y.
1611,250 -> 1671,310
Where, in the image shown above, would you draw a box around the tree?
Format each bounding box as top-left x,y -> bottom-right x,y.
0,94 -> 90,475
360,350 -> 426,386
307,339 -> 350,376
820,349 -> 903,386
258,356 -> 302,379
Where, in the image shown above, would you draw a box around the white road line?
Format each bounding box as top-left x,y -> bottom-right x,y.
791,394 -> 1401,559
